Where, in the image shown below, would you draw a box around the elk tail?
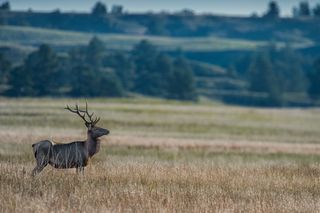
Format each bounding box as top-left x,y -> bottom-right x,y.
32,143 -> 38,158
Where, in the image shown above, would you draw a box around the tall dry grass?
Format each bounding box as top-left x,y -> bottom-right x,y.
1,98 -> 320,212
1,158 -> 320,212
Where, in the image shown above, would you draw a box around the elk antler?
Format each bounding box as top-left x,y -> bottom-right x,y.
65,102 -> 100,126
79,102 -> 100,126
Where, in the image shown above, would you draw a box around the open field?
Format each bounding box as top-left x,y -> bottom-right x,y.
1,98 -> 320,212
0,25 -> 266,52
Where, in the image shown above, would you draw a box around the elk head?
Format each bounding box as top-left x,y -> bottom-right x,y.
65,102 -> 110,139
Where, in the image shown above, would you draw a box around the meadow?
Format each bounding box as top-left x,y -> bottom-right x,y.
1,98 -> 320,212
0,25 -> 266,52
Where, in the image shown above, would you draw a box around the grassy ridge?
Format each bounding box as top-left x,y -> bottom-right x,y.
1,98 -> 320,212
0,25 -> 266,52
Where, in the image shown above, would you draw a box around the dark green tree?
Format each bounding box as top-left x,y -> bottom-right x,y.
97,71 -> 124,97
70,65 -> 123,97
248,53 -> 283,106
104,53 -> 135,90
274,46 -> 308,93
134,53 -> 174,97
148,16 -> 168,35
308,58 -> 320,100
248,54 -> 271,92
68,38 -> 124,97
132,40 -> 160,95
69,47 -> 87,65
299,1 -> 311,17
167,58 -> 197,101
29,44 -> 60,96
132,40 -> 158,65
70,65 -> 98,97
313,4 -> 320,17
154,54 -> 173,97
0,1 -> 10,11
86,36 -> 105,68
133,67 -> 165,96
264,1 -> 280,18
7,44 -> 60,96
131,40 -> 197,100
7,66 -> 34,96
0,53 -> 11,85
92,2 -> 107,16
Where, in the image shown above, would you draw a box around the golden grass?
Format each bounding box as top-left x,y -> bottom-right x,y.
1,98 -> 320,212
2,159 -> 320,212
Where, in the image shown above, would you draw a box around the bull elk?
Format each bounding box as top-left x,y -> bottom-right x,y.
31,103 -> 109,176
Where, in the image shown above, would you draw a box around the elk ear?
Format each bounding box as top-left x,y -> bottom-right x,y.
85,122 -> 90,128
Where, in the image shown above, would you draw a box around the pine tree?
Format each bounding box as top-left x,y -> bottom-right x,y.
167,58 -> 197,101
0,53 -> 11,85
86,36 -> 105,68
92,2 -> 107,16
313,4 -> 320,17
264,1 -> 280,18
7,44 -> 60,96
131,40 -> 159,95
299,1 -> 311,17
248,53 -> 283,106
308,58 -> 320,100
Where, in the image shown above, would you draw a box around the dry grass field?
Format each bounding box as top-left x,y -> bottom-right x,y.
1,98 -> 320,212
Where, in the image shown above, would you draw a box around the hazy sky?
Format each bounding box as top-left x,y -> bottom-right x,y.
4,0 -> 320,16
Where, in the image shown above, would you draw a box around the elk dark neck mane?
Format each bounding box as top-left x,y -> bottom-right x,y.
86,133 -> 100,157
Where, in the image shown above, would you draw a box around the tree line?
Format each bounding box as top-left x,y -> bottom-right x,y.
264,1 -> 320,18
1,37 -> 320,106
0,38 -> 197,101
2,1 -> 320,18
230,44 -> 320,106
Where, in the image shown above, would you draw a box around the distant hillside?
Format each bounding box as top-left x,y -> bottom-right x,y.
0,25 -> 267,53
191,62 -> 248,101
0,10 -> 319,44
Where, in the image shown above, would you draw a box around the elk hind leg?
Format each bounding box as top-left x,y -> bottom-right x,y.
76,167 -> 84,174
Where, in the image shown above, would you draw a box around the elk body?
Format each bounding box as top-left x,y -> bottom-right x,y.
31,103 -> 109,176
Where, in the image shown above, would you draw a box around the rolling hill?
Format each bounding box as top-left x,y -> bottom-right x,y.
0,25 -> 267,53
